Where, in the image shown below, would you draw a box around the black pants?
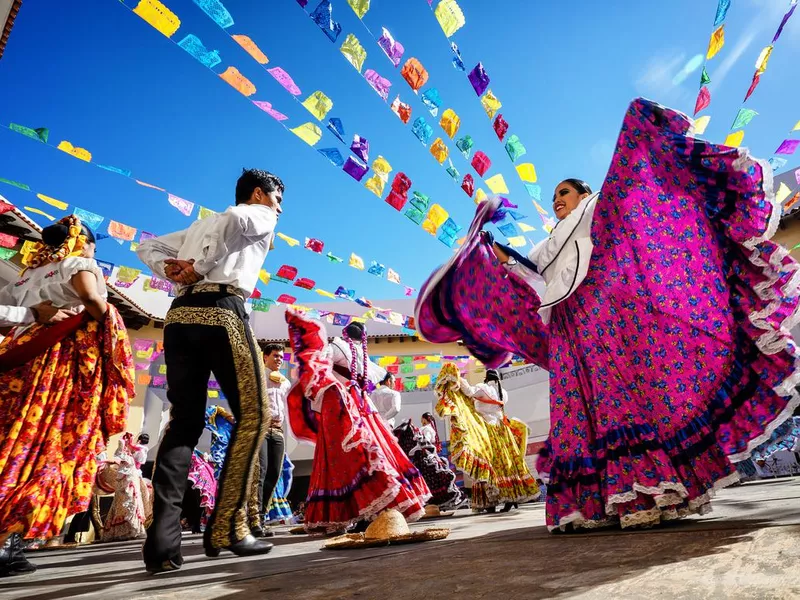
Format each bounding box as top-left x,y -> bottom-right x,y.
143,291 -> 269,563
257,430 -> 286,515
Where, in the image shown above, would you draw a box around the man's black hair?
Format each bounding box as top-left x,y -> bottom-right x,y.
235,168 -> 285,205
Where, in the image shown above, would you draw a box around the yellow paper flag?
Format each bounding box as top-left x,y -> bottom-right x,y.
340,33 -> 367,72
440,108 -> 461,139
133,0 -> 181,38
507,235 -> 526,248
515,163 -> 537,183
347,0 -> 370,18
232,34 -> 269,64
364,174 -> 386,197
426,356 -> 441,362
706,25 -> 725,60
290,122 -> 322,146
208,390 -> 219,399
57,140 -> 91,162
349,253 -> 365,270
793,120 -> 800,132
220,66 -> 257,97
475,188 -> 488,203
159,364 -> 168,375
755,45 -> 773,75
415,363 -> 427,370
693,115 -> 711,135
21,240 -> 38,256
36,194 -> 68,211
372,156 -> 392,180
417,374 -> 431,388
259,269 -> 271,285
485,174 -> 509,194
276,232 -> 300,247
130,242 -> 140,252
302,91 -> 334,121
777,182 -> 792,204
434,0 -> 466,37
481,90 -> 502,119
378,356 -> 397,367
316,289 -> 337,299
430,138 -> 449,164
421,218 -> 438,235
197,206 -> 216,220
533,201 -> 549,216
427,204 -> 449,228
724,130 -> 744,147
24,207 -> 55,221
519,223 -> 536,233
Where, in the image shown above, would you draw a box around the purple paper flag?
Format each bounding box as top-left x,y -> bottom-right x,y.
152,375 -> 167,387
364,69 -> 391,101
350,135 -> 369,162
378,27 -> 405,67
796,168 -> 800,186
343,156 -> 369,181
253,100 -> 289,121
140,231 -> 157,242
296,0 -> 308,6
773,2 -> 797,43
468,63 -> 490,96
133,338 -> 154,352
267,67 -> 302,95
167,194 -> 194,217
333,313 -> 352,327
775,139 -> 800,155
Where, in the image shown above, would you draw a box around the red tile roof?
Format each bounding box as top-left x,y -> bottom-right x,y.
0,0 -> 22,60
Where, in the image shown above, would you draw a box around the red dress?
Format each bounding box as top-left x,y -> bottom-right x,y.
286,310 -> 430,532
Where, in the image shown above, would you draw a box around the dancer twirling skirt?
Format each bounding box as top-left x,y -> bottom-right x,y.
417,98 -> 800,531
286,310 -> 430,533
393,420 -> 464,510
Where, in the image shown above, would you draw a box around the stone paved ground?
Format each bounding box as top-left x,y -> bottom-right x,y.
4,477 -> 800,600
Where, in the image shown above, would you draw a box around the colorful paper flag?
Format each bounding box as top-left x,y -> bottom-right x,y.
168,194 -> 195,216
36,194 -> 68,211
57,140 -> 91,162
133,0 -> 181,38
706,25 -> 725,60
346,0 -> 370,19
480,90 -> 502,119
349,253 -> 365,270
220,66 -> 256,97
276,232 -> 300,247
267,66 -> 302,95
197,206 -> 217,220
377,27 -> 404,66
364,69 -> 392,101
340,33 -> 367,72
290,123 -> 323,146
401,58 -> 429,91
485,174 -> 509,194
440,108 -> 460,139
723,130 -> 744,147
302,91 -> 334,121
434,0 -> 465,37
178,33 -> 222,68
694,86 -> 711,115
516,163 -> 537,183
430,138 -> 449,164
108,220 -> 137,241
693,115 -> 711,135
232,34 -> 268,64
310,0 -> 342,43
775,139 -> 800,155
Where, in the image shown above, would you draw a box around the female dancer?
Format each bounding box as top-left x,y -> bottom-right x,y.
0,216 -> 134,574
101,433 -> 153,542
417,98 -> 800,531
286,310 -> 430,533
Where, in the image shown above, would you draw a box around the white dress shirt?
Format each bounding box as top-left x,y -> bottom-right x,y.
460,380 -> 507,425
266,368 -> 291,427
0,306 -> 34,327
370,385 -> 402,427
505,192 -> 599,323
420,423 -> 438,445
0,256 -> 105,332
137,204 -> 278,297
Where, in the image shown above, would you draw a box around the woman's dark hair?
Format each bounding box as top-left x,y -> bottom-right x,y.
344,321 -> 365,341
137,433 -> 150,445
235,168 -> 285,205
484,369 -> 505,401
554,178 -> 593,201
41,221 -> 96,246
380,372 -> 394,385
421,412 -> 441,451
421,412 -> 434,424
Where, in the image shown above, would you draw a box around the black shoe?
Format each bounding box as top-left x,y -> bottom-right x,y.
1,535 -> 37,577
204,534 -> 274,558
144,556 -> 183,575
500,503 -> 514,513
262,527 -> 275,538
250,527 -> 265,538
486,506 -> 497,514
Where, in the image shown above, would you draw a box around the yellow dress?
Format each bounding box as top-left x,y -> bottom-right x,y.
435,364 -> 538,508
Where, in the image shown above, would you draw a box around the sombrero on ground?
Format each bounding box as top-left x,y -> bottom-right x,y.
323,509 -> 450,550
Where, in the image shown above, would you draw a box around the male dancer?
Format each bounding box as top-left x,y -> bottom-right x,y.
248,342 -> 290,537
137,169 -> 283,573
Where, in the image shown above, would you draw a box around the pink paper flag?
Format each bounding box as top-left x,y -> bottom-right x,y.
136,180 -> 166,192
403,286 -> 415,297
795,168 -> 800,186
253,100 -> 289,121
694,86 -> 710,115
133,338 -> 154,352
775,139 -> 800,155
267,67 -> 302,95
168,193 -> 195,216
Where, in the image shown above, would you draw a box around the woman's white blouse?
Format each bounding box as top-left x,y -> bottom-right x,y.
0,256 -> 106,310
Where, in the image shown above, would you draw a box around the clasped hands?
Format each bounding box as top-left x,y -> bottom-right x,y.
164,259 -> 203,285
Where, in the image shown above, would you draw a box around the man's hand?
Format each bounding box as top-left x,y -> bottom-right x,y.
32,301 -> 78,324
164,259 -> 203,285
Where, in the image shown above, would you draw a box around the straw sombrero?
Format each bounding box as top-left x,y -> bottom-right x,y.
323,509 -> 450,550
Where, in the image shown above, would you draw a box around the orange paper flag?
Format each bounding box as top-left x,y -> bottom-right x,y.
220,66 -> 257,97
232,34 -> 269,64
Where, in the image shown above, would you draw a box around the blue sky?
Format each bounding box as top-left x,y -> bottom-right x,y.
1,0 -> 798,309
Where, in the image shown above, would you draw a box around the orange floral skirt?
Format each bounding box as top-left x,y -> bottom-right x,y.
0,305 -> 134,540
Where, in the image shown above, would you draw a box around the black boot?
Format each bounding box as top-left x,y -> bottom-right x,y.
0,534 -> 37,577
204,534 -> 273,558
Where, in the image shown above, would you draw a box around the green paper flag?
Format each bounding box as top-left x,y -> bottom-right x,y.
792,242 -> 800,251
0,248 -> 18,260
700,67 -> 710,86
9,123 -> 49,143
403,379 -> 417,392
0,177 -> 30,191
326,252 -> 343,263
731,108 -> 758,130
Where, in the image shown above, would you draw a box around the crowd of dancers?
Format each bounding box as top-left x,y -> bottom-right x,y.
1,98 -> 800,577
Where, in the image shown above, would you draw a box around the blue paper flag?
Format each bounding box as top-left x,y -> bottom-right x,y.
335,286 -> 355,300
73,207 -> 104,231
768,157 -> 788,172
368,261 -> 386,277
178,34 -> 222,68
310,0 -> 342,42
450,42 -> 465,71
524,183 -> 542,202
97,164 -> 132,177
327,117 -> 345,143
508,210 -> 528,221
714,0 -> 731,26
438,231 -> 457,247
411,117 -> 434,146
440,217 -> 461,236
318,147 -> 345,167
192,0 -> 234,28
96,260 -> 114,278
498,223 -> 518,237
421,88 -> 442,116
